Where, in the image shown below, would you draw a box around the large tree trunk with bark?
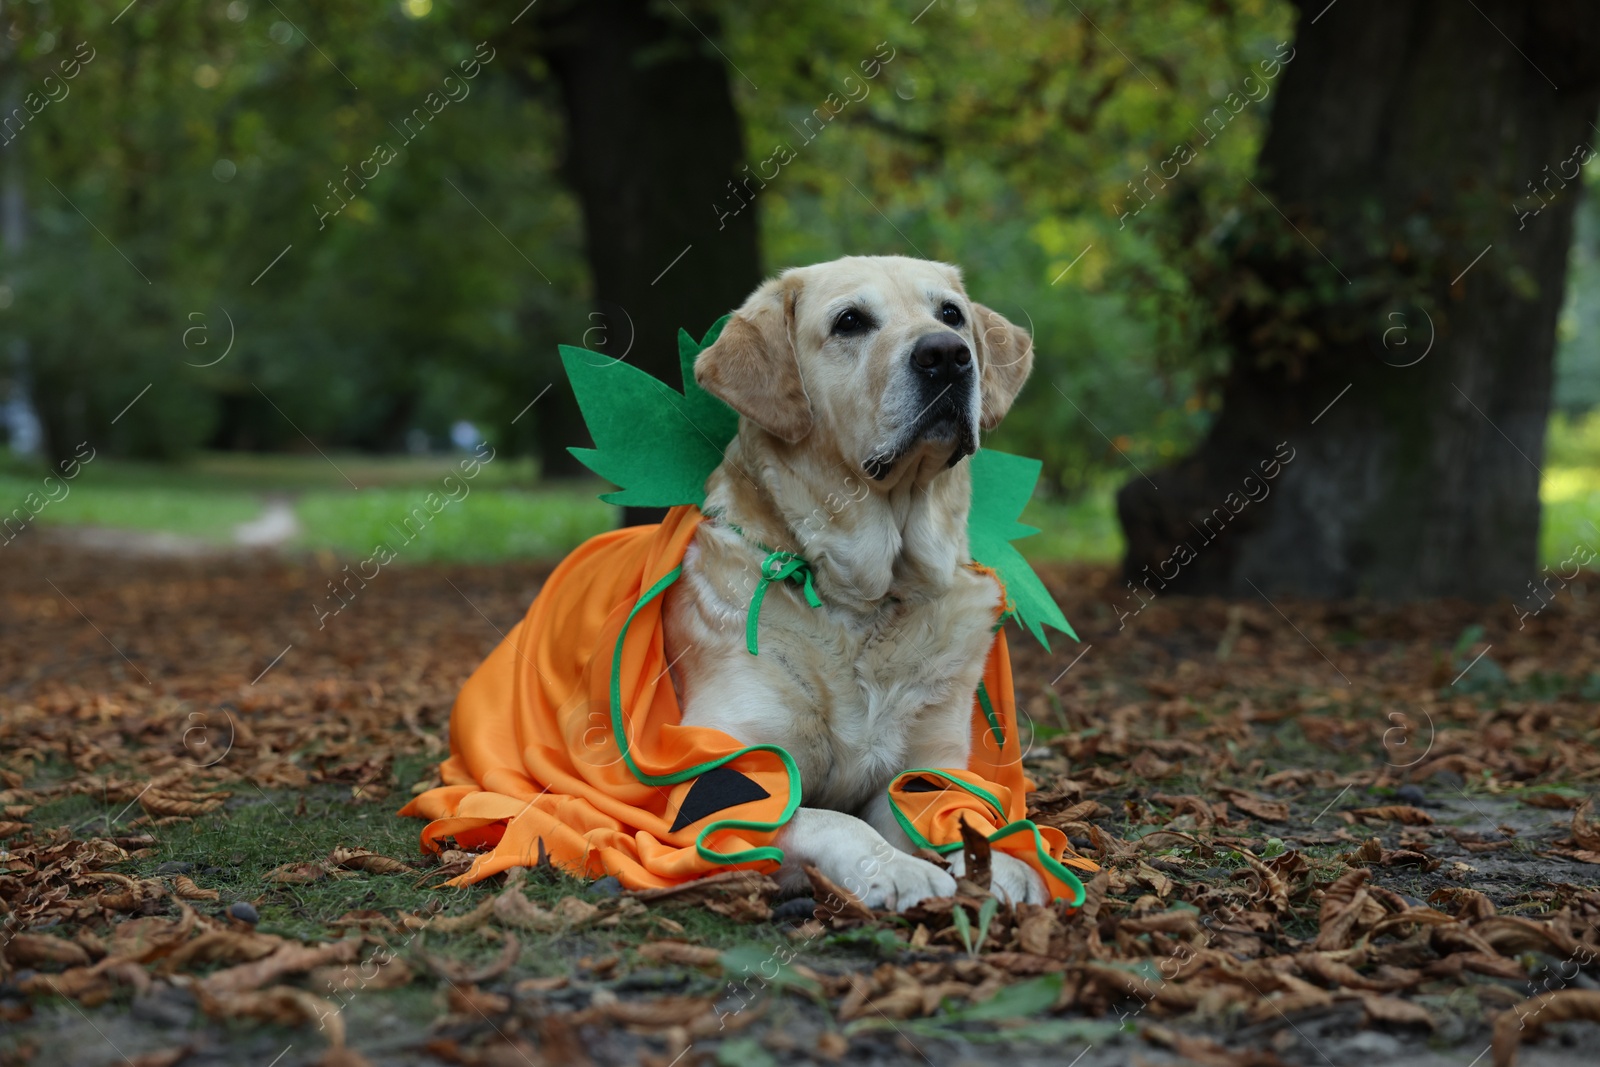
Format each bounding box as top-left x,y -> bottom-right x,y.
534,0 -> 762,522
1117,0 -> 1600,600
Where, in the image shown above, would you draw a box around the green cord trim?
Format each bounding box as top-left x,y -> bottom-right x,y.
746,550 -> 822,656
711,521 -> 824,658
610,565 -> 802,867
885,769 -> 1006,855
975,681 -> 1004,747
884,770 -> 1086,907
986,820 -> 1087,908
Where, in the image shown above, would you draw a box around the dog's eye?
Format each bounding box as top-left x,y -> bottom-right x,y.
832,308 -> 871,335
939,302 -> 964,328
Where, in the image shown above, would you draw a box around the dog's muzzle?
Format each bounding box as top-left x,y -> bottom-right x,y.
864,333 -> 978,479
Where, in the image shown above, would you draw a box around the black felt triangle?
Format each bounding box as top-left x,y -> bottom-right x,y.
899,776 -> 944,794
669,764 -> 771,833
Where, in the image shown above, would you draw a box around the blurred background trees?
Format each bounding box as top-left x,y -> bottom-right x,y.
1,0 -> 1597,596
1118,0 -> 1600,598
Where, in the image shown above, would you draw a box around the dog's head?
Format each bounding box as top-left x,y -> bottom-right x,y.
694,255 -> 1032,483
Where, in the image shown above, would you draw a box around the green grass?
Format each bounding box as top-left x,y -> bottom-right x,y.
295,484 -> 615,563
28,775 -> 763,965
0,481 -> 265,541
1019,482 -> 1122,564
1,450 -> 617,563
1541,410 -> 1600,563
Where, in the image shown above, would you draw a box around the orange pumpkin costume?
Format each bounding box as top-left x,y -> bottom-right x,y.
400,504 -> 1099,908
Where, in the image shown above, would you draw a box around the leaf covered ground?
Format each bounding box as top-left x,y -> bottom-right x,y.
2,534 -> 1598,1067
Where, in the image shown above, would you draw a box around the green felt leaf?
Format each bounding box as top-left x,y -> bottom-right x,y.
967,448 -> 1078,650
562,317 -> 737,507
678,315 -> 739,447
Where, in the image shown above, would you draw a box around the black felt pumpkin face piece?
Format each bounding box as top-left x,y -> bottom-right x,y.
668,764 -> 773,833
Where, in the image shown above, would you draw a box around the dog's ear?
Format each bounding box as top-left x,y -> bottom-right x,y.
971,302 -> 1033,430
695,279 -> 813,444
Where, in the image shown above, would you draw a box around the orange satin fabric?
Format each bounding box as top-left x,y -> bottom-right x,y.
401,505 -> 1098,901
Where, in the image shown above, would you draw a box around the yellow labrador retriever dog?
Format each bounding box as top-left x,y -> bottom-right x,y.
662,255 -> 1045,910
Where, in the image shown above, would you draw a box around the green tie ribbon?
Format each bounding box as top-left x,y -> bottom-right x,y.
746,550 -> 822,656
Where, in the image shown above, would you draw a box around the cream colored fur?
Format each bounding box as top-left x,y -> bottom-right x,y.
662,255 -> 1042,910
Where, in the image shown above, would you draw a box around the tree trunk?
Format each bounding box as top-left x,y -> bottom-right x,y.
535,0 -> 762,524
1117,0 -> 1600,600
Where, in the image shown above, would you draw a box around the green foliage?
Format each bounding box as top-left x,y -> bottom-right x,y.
822,925 -> 906,958
1017,482 -> 1123,563
954,972 -> 1059,1021
714,1038 -> 778,1067
0,0 -> 1306,498
0,0 -> 582,462
718,0 -> 1297,495
951,894 -> 999,958
6,0 -> 1591,550
0,451 -> 615,561
295,484 -> 614,562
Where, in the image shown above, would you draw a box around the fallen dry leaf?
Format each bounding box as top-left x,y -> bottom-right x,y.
415,895 -> 496,933
1360,993 -> 1435,1028
446,983 -> 511,1017
312,955 -> 414,996
421,932 -> 520,984
594,994 -> 715,1029
1129,749 -> 1178,780
637,940 -> 722,969
109,909 -> 201,964
313,1048 -> 376,1067
138,791 -> 225,818
202,939 -> 361,995
329,847 -> 414,875
1223,788 -> 1290,823
1133,860 -> 1174,899
1143,1023 -> 1287,1066
1517,792 -> 1582,810
3,933 -> 91,969
170,875 -> 219,902
126,1047 -> 195,1067
1492,989 -> 1600,1067
1014,904 -> 1058,955
804,865 -> 875,925
195,984 -> 347,1047
627,869 -> 777,907
264,861 -> 333,885
956,816 -> 993,897
1346,805 -> 1434,826
1570,799 -> 1600,851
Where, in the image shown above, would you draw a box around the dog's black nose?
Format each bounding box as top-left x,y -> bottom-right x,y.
909,332 -> 972,382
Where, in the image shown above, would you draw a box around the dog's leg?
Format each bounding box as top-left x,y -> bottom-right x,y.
858,792 -> 1049,905
775,807 -> 955,911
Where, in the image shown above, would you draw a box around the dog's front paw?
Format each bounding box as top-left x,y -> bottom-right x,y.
946,850 -> 1050,905
834,849 -> 957,911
